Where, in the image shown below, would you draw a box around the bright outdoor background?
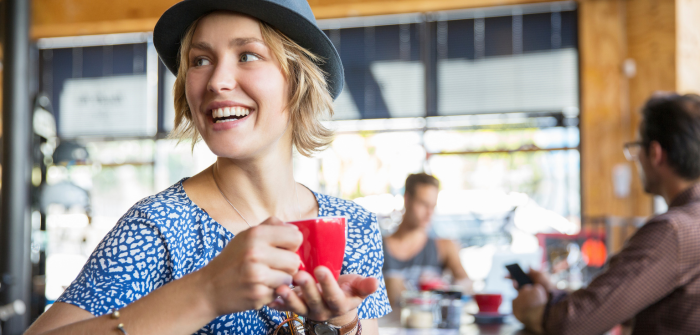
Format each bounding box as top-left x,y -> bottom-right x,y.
37,2 -> 586,312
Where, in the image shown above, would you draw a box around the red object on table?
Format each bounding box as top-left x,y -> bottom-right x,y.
474,294 -> 503,313
288,217 -> 346,281
419,278 -> 448,291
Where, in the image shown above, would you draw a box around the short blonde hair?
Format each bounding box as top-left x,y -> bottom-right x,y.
170,15 -> 335,157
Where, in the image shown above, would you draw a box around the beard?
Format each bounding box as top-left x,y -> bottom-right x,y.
641,169 -> 660,195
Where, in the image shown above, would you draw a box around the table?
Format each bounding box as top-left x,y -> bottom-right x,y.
378,310 -> 534,335
379,324 -> 530,335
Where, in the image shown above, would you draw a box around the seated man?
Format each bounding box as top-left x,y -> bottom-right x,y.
383,173 -> 471,307
513,93 -> 700,334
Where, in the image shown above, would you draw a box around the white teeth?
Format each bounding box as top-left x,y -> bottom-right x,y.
215,118 -> 238,123
212,107 -> 251,121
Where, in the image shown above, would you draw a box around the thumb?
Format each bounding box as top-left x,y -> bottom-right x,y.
345,276 -> 379,298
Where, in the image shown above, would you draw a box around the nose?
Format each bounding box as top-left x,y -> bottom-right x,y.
207,60 -> 237,93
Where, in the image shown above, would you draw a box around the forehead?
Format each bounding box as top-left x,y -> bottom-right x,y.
413,184 -> 439,199
192,11 -> 263,42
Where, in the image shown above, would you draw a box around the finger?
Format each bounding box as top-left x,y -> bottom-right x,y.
248,221 -> 303,251
511,279 -> 519,290
339,274 -> 379,299
315,267 -> 348,313
254,246 -> 301,276
354,279 -> 379,299
256,267 -> 294,288
268,285 -> 309,315
533,284 -> 548,298
518,284 -> 533,292
294,270 -> 329,319
260,216 -> 285,226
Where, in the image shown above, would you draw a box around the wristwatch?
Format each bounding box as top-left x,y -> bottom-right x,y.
306,314 -> 359,335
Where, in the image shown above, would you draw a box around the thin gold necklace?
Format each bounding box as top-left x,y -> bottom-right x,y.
211,163 -> 302,228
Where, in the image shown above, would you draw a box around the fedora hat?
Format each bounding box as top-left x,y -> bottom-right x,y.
154,0 -> 344,99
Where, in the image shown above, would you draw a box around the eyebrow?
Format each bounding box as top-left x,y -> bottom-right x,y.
190,38 -> 266,52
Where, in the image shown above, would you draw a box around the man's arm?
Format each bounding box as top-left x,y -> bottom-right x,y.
437,239 -> 473,293
526,219 -> 679,335
384,276 -> 405,309
437,239 -> 468,280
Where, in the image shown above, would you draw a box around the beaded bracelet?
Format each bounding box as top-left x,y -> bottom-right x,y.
111,309 -> 128,335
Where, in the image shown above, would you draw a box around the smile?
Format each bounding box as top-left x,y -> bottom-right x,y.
211,107 -> 251,123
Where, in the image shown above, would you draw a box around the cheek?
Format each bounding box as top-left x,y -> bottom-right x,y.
185,75 -> 203,110
247,68 -> 288,108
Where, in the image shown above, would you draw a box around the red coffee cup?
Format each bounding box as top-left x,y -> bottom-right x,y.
473,294 -> 503,314
287,217 -> 346,282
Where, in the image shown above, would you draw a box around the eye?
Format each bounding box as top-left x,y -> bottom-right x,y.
240,53 -> 261,63
194,58 -> 211,67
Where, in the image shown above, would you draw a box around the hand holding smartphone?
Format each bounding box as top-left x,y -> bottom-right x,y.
505,263 -> 534,289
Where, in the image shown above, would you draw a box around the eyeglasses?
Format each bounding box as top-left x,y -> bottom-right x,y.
623,141 -> 644,161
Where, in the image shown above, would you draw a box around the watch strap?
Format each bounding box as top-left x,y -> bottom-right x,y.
307,314 -> 359,335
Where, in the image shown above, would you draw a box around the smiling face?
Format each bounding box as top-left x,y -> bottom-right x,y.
185,12 -> 291,159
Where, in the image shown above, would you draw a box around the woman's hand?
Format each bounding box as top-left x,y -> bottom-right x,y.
197,217 -> 303,316
268,266 -> 379,323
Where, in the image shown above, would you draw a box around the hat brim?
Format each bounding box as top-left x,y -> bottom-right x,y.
154,0 -> 344,99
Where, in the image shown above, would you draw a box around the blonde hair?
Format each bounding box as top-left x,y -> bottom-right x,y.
170,15 -> 335,157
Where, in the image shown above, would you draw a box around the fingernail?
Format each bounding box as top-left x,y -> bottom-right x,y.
317,271 -> 326,281
295,277 -> 307,286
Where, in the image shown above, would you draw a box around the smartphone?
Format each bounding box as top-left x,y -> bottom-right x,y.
505,263 -> 534,288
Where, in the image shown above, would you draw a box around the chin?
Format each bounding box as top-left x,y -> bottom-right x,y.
203,138 -> 253,158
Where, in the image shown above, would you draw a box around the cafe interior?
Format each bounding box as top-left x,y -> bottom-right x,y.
0,0 -> 699,334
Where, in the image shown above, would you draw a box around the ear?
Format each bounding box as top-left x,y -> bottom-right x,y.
648,141 -> 666,167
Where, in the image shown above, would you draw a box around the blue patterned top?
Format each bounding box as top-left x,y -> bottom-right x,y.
57,178 -> 391,334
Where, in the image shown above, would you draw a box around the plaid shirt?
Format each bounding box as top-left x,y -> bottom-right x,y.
543,184 -> 700,335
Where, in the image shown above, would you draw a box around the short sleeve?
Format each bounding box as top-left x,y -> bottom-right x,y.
56,206 -> 170,316
343,211 -> 392,319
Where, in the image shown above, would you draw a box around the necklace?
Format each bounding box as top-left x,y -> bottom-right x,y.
211,163 -> 302,228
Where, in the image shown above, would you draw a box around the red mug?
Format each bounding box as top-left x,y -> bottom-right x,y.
473,294 -> 503,314
287,217 -> 346,282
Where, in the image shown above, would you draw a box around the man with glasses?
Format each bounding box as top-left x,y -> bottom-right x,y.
512,93 -> 700,335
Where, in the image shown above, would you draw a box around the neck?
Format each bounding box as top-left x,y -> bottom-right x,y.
212,146 -> 299,223
393,217 -> 427,239
660,177 -> 699,205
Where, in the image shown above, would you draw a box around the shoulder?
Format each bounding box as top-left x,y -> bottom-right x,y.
315,193 -> 376,226
644,203 -> 700,261
435,238 -> 458,250
434,238 -> 459,260
123,179 -> 196,221
115,179 -> 205,238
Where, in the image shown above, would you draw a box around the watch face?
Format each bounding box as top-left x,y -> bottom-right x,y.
314,324 -> 338,335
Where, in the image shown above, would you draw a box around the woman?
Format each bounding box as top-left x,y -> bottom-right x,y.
26,0 -> 391,334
